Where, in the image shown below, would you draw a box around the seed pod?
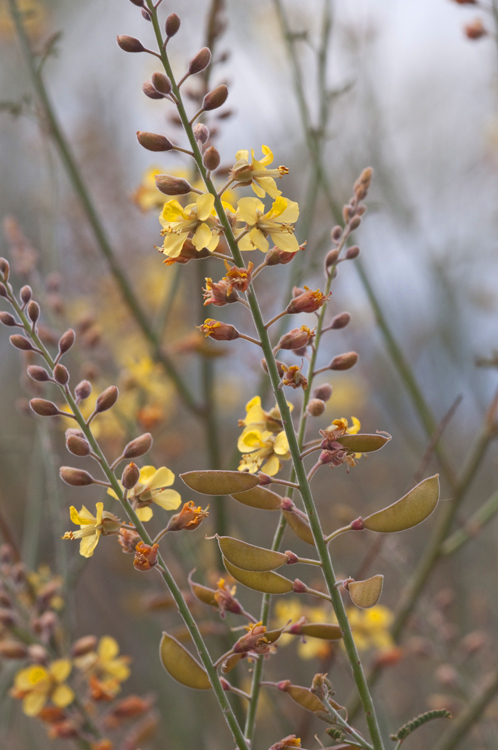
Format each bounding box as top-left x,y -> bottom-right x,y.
74,380 -> 92,401
66,435 -> 91,457
123,433 -> 153,458
0,641 -> 29,659
117,35 -> 145,53
336,433 -> 391,454
202,84 -> 228,111
151,72 -> 172,96
155,174 -> 193,195
188,571 -> 217,607
142,81 -> 164,100
71,635 -> 98,658
216,535 -> 288,572
347,575 -> 384,609
27,300 -> 40,324
312,383 -> 332,401
0,312 -> 17,326
122,462 -> 140,490
58,329 -> 75,355
159,632 -> 211,690
53,364 -> 69,385
20,285 -> 32,304
329,351 -> 358,371
223,557 -> 293,594
278,682 -> 326,713
188,47 -> 212,75
363,475 -> 440,533
193,123 -> 209,144
221,652 -> 243,674
307,398 -> 325,417
10,335 -> 34,351
230,485 -> 282,511
165,13 -> 181,37
289,622 -> 342,640
95,385 -> 119,413
136,131 -> 174,152
281,502 -> 315,546
59,467 -> 95,487
180,470 -> 259,496
330,312 -> 351,330
30,398 -> 59,417
203,146 -> 220,171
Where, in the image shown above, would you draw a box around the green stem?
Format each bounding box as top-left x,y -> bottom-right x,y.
441,489 -> 498,556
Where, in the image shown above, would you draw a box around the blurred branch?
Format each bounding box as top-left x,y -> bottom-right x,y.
441,488 -> 498,557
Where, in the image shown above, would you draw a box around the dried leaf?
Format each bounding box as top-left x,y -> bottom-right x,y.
180,470 -> 259,496
223,557 -> 294,594
216,535 -> 288,571
159,632 -> 211,690
231,485 -> 282,510
363,475 -> 439,533
348,575 -> 384,609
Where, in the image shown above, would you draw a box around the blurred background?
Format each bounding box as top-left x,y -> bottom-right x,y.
1,0 -> 498,748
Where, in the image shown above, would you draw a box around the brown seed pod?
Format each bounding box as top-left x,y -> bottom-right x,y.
216,535 -> 288,572
363,475 -> 440,533
180,470 -> 259,496
159,632 -> 211,690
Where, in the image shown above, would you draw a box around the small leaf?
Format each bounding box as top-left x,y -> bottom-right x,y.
159,632 -> 211,690
282,509 -> 315,546
296,623 -> 342,640
223,557 -> 294,594
347,575 -> 384,609
180,470 -> 259,496
231,485 -> 282,510
217,535 -> 288,571
283,684 -> 326,713
336,433 -> 391,453
363,475 -> 439,533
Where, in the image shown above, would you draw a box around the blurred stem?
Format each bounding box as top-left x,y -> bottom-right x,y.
21,431 -> 44,569
7,0 -> 203,418
441,488 -> 498,556
153,263 -> 182,336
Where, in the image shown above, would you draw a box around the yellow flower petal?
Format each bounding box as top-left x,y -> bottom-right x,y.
51,684 -> 75,708
270,230 -> 299,254
238,234 -> 256,252
79,530 -> 101,558
98,636 -> 119,661
70,505 -> 95,526
15,666 -> 48,691
196,193 -> 215,222
136,507 -> 153,522
160,199 -> 186,223
153,489 -> 182,511
50,660 -> 71,683
193,221 -> 213,250
147,466 -> 175,490
274,431 -> 290,455
249,227 -> 269,253
23,691 -> 48,717
237,197 -> 264,225
262,454 -> 280,476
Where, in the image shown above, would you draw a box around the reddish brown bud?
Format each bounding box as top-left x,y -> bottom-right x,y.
58,329 -> 75,355
325,248 -> 340,267
266,245 -> 302,266
155,174 -> 193,195
188,47 -> 212,75
258,472 -> 272,486
0,258 -> 10,280
293,579 -> 308,594
198,319 -> 239,341
122,462 -> 140,490
59,467 -> 95,487
53,364 -> 69,385
331,225 -> 342,242
351,516 -> 364,531
285,550 -> 299,564
0,641 -> 29,659
142,81 -> 164,100
261,357 -> 286,378
165,13 -> 181,37
20,285 -> 32,304
27,300 -> 40,323
75,380 -> 92,401
330,311 -> 351,330
307,398 -> 325,417
71,635 -> 98,658
203,84 -> 228,111
0,282 -> 8,297
330,351 -> 358,371
349,215 -> 361,231
203,146 -> 221,171
0,312 -> 17,327
30,398 -> 60,417
277,325 -> 315,351
118,528 -> 141,554
193,123 -> 210,144
10,334 -> 34,351
0,609 -> 17,626
95,385 -> 119,413
27,644 -> 48,663
123,433 -> 153,458
117,35 -> 145,53
312,383 -> 332,401
464,18 -> 487,39
129,0 -> 144,6
151,71 -> 172,96
137,131 -> 174,152
287,287 -> 330,315
66,435 -> 91,457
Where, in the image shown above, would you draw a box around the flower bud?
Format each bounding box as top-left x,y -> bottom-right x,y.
203,146 -> 220,171
141,8 -> 151,21
151,71 -> 172,96
66,435 -> 91,457
59,467 -> 95,486
193,123 -> 210,144
30,398 -> 60,417
10,335 -> 34,351
95,385 -> 119,413
0,312 -> 17,326
129,0 -> 144,5
122,462 -> 140,490
351,517 -> 365,531
312,383 -> 332,401
0,641 -> 29,659
137,131 -> 174,152
202,84 -> 228,111
58,329 -> 75,355
331,225 -> 342,242
20,285 -> 32,304
330,351 -> 358,371
75,380 -> 92,401
198,319 -> 239,341
349,215 -> 361,231
292,579 -> 308,594
307,398 -> 325,417
188,47 -> 212,75
165,13 -> 181,37
0,609 -> 17,626
155,174 -> 193,195
27,300 -> 40,323
53,364 -> 69,385
117,35 -> 145,53
464,18 -> 487,39
345,245 -> 360,260
0,282 -> 8,297
286,287 -> 329,315
0,258 -> 10,280
325,248 -> 340,268
142,81 -> 163,100
123,433 -> 153,458
330,312 -> 351,330
28,644 -> 48,663
71,635 -> 98,658
277,325 -> 315,351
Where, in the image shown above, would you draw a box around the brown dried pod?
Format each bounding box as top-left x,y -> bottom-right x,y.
363,475 -> 439,533
74,380 -> 92,401
203,146 -> 221,171
188,47 -> 212,75
223,557 -> 293,594
53,364 -> 69,385
58,329 -> 75,355
142,81 -> 164,100
122,462 -> 140,490
136,131 -> 174,152
95,385 -> 119,413
59,467 -> 95,487
151,71 -> 172,96
202,84 -> 228,111
123,433 -> 153,458
30,398 -> 60,417
346,575 -> 384,609
230,485 -> 282,511
0,311 -> 18,326
165,13 -> 181,37
116,35 -> 145,53
66,435 -> 91,457
155,174 -> 193,195
20,285 -> 32,304
216,535 -> 288,572
10,335 -> 34,351
193,123 -> 210,144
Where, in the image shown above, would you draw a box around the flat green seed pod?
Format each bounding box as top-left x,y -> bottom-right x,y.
221,652 -> 243,674
223,557 -> 294,594
217,535 -> 288,571
348,575 -> 384,609
284,684 -> 326,713
231,486 -> 282,510
363,475 -> 440,533
282,510 -> 315,546
298,623 -> 342,640
264,626 -> 286,644
180,470 -> 259,496
336,433 -> 391,453
159,632 -> 211,690
188,571 -> 218,607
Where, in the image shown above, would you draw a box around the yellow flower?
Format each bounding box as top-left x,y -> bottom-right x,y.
159,193 -> 223,258
62,503 -> 121,558
11,660 -> 74,717
108,465 -> 181,522
74,636 -> 131,695
238,395 -> 292,435
230,145 -> 288,198
273,599 -> 332,660
236,196 -> 300,254
238,428 -> 290,475
0,0 -> 47,41
347,605 -> 394,652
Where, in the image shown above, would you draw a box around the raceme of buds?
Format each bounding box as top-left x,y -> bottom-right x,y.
151,72 -> 172,96
142,81 -> 164,100
53,364 -> 69,385
198,319 -> 240,341
122,462 -> 140,490
203,146 -> 221,171
95,385 -> 119,413
59,467 -> 95,486
329,351 -> 359,371
134,542 -> 159,571
75,380 -> 92,401
27,300 -> 40,323
123,433 -> 153,459
307,398 -> 325,417
165,13 -> 181,37
30,398 -> 60,417
155,174 -> 193,195
27,365 -> 50,382
312,383 -> 332,401
193,123 -> 210,144
117,35 -> 145,53
10,334 -> 34,351
66,434 -> 91,457
58,329 -> 75,355
188,47 -> 212,75
137,131 -> 174,152
202,84 -> 228,111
